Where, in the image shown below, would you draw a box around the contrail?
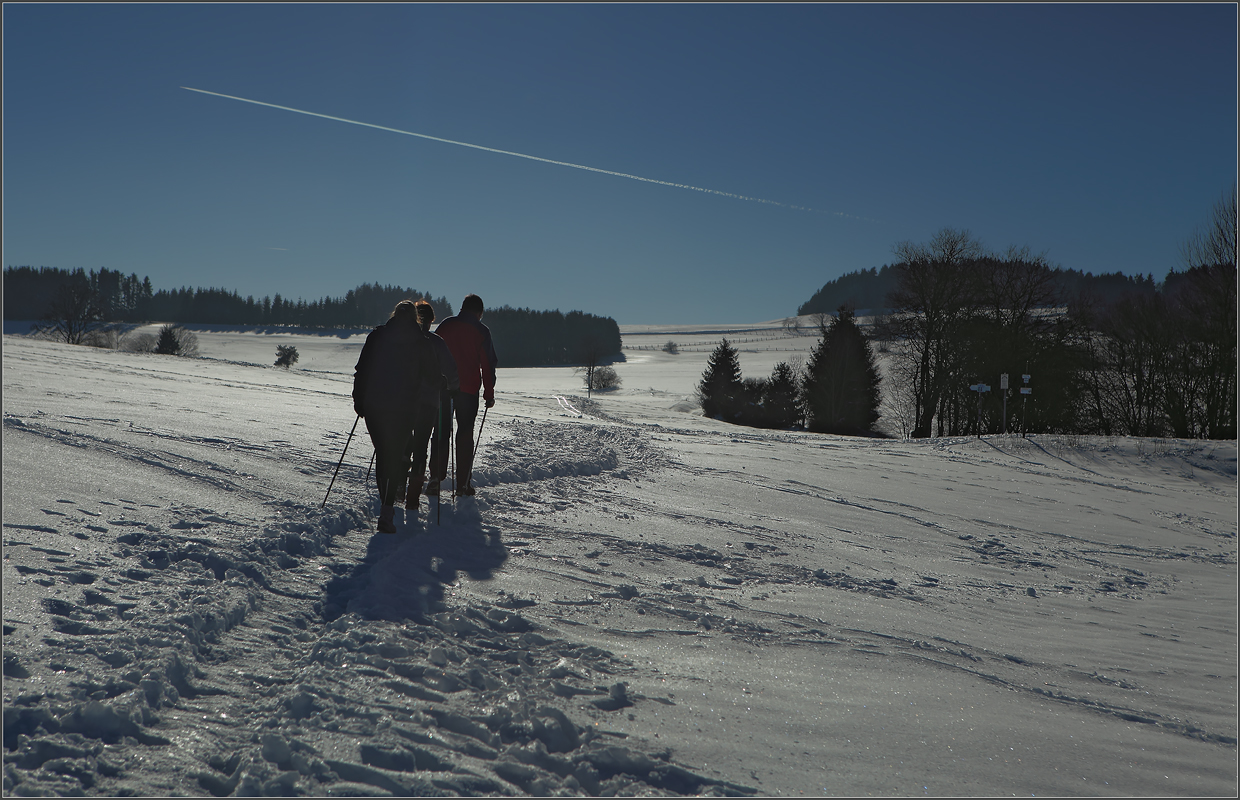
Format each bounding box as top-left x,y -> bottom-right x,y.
181,86 -> 870,220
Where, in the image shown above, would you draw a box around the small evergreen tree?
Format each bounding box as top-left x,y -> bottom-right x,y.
275,344 -> 300,369
155,324 -> 181,355
802,307 -> 882,435
697,338 -> 743,419
739,377 -> 768,425
154,324 -> 198,357
762,361 -> 803,429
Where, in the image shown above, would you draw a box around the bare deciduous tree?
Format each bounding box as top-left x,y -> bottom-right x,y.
35,280 -> 102,344
887,228 -> 985,438
576,336 -> 608,398
1180,183 -> 1237,270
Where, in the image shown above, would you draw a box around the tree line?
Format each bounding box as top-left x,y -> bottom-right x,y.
876,212 -> 1234,440
483,306 -> 622,368
4,267 -> 452,330
710,186 -> 1236,441
798,263 -> 1163,317
5,265 -> 625,368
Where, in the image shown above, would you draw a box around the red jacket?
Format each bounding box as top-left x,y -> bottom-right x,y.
435,314 -> 498,401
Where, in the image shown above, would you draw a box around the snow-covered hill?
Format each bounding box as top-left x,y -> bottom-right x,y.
3,328 -> 1235,796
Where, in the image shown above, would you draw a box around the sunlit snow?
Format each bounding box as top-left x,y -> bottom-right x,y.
3,321 -> 1235,796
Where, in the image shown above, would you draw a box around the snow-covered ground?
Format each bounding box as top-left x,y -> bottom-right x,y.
3,323 -> 1236,797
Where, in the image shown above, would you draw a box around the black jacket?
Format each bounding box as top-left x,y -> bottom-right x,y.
352,316 -> 433,417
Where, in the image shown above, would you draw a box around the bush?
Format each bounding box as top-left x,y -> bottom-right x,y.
585,365 -> 621,392
662,341 -> 679,355
275,344 -> 300,368
716,363 -> 803,430
120,332 -> 157,353
83,325 -> 123,349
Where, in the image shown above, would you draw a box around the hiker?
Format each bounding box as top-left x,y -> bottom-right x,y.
430,293 -> 498,497
352,299 -> 437,533
403,301 -> 459,509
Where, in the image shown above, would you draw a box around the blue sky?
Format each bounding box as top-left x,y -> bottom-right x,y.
3,3 -> 1235,325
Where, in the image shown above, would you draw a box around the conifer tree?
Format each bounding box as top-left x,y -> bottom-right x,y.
762,361 -> 803,429
802,307 -> 882,435
155,324 -> 181,355
697,338 -> 743,419
275,344 -> 300,368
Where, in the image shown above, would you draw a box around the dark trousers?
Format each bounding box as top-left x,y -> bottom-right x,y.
402,403 -> 440,496
430,391 -> 480,487
365,408 -> 418,507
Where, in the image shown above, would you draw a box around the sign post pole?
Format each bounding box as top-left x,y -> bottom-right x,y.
1020,373 -> 1032,438
1000,374 -> 1009,435
969,383 -> 991,438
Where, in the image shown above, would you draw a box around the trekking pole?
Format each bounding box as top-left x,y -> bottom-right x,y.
322,415 -> 360,509
477,404 -> 489,453
365,450 -> 375,483
469,404 -> 489,492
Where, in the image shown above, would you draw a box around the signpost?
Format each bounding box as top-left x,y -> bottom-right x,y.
1000,374 -> 1009,434
1020,373 -> 1032,437
969,382 -> 990,437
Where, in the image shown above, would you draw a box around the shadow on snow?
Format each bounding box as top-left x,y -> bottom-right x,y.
319,499 -> 508,624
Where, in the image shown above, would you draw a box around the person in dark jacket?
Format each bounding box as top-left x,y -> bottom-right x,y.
403,301 -> 459,510
429,293 -> 498,497
352,300 -> 436,533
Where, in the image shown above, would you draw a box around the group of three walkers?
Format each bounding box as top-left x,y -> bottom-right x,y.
351,294 -> 498,533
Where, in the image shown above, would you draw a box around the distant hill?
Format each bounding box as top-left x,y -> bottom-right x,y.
797,266 -> 900,316
797,265 -> 1161,316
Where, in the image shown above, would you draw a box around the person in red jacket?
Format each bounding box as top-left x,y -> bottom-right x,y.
429,294 -> 498,496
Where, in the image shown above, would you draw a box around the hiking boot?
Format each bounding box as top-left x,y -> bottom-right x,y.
404,480 -> 421,508
424,480 -> 440,497
377,505 -> 396,534
457,484 -> 476,497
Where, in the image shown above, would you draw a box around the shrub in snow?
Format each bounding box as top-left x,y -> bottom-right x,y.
121,331 -> 157,353
586,365 -> 620,392
83,325 -> 124,349
725,363 -> 802,430
275,344 -> 300,369
662,340 -> 679,355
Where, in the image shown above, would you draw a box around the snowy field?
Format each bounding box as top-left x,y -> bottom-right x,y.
3,321 -> 1236,797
